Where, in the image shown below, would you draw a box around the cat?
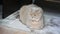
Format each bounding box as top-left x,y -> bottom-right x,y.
19,4 -> 44,30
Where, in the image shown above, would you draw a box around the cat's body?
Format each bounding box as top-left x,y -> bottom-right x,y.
19,4 -> 44,30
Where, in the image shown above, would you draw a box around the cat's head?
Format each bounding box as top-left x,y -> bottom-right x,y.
28,6 -> 43,21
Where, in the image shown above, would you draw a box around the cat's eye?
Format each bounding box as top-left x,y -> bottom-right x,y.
34,14 -> 36,16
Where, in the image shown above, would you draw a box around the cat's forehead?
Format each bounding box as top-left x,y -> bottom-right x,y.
32,7 -> 39,10
30,7 -> 43,12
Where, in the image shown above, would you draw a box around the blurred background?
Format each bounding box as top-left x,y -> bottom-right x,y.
0,0 -> 60,19
0,0 -> 2,19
